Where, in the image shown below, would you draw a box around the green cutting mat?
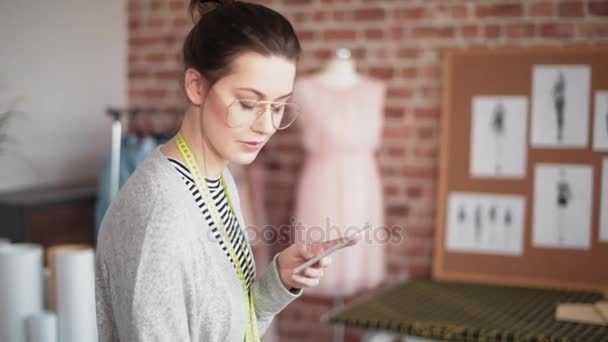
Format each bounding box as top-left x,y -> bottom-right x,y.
326,279 -> 608,341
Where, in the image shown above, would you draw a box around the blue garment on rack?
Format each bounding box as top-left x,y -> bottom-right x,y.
95,134 -> 170,237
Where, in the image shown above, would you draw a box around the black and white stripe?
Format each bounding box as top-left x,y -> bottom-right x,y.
168,158 -> 255,288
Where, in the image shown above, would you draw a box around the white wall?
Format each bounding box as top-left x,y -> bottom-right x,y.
0,0 -> 126,191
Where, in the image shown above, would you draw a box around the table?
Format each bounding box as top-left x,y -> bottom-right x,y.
326,279 -> 608,341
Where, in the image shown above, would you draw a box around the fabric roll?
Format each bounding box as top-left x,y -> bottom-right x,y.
0,238 -> 10,251
0,243 -> 44,342
55,247 -> 98,342
45,244 -> 90,311
26,311 -> 57,342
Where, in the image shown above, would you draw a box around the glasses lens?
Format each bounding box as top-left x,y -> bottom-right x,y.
272,103 -> 299,130
227,99 -> 258,128
226,100 -> 299,130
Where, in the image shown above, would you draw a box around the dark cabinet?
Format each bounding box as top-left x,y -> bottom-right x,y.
0,183 -> 97,253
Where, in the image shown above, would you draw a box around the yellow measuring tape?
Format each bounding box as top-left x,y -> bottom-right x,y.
176,132 -> 260,342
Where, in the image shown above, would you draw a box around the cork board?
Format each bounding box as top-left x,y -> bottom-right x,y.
433,46 -> 608,292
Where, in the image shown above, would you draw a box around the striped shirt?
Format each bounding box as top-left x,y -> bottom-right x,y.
168,158 -> 255,288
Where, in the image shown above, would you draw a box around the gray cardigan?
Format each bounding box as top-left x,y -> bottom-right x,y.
95,146 -> 302,341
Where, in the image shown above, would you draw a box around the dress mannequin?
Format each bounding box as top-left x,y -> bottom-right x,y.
293,47 -> 387,342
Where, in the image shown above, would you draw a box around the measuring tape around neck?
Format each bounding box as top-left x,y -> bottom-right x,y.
175,132 -> 260,342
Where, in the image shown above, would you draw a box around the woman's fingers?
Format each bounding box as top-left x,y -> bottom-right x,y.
292,274 -> 320,287
303,266 -> 323,278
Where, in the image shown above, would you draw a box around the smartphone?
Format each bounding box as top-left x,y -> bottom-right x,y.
292,223 -> 372,275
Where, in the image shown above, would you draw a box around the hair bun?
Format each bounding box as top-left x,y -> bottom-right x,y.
188,0 -> 234,22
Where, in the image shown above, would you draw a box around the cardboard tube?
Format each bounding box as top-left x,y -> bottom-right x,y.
45,245 -> 91,311
0,243 -> 44,342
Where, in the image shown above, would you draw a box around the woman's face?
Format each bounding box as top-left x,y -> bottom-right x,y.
198,52 -> 297,165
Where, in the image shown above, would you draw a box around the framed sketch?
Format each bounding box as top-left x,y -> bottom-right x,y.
470,96 -> 528,178
532,164 -> 593,250
593,91 -> 608,151
531,65 -> 591,148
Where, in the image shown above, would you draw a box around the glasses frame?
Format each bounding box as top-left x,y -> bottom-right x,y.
225,98 -> 300,131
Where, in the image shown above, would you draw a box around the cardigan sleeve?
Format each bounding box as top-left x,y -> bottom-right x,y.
95,170 -> 192,342
126,213 -> 191,341
251,252 -> 303,335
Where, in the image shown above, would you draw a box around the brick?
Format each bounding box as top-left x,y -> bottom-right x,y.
578,23 -> 608,37
142,88 -> 167,98
528,0 -> 554,17
364,29 -> 384,40
375,48 -> 389,60
387,87 -> 414,99
390,26 -> 405,40
154,70 -> 183,81
417,127 -> 435,139
559,1 -> 584,17
333,10 -> 346,21
368,67 -> 395,80
507,23 -> 536,38
394,7 -> 426,20
485,24 -> 503,38
172,17 -> 190,29
476,3 -> 523,17
145,17 -> 165,29
322,29 -> 356,40
414,107 -> 440,120
387,205 -> 409,217
129,19 -> 141,30
169,0 -> 185,11
354,8 -> 385,21
385,107 -> 406,120
540,23 -> 575,38
589,0 -> 608,15
396,48 -> 420,59
313,48 -> 332,60
312,10 -> 326,21
383,126 -> 412,140
419,66 -> 441,80
448,4 -> 468,19
144,53 -> 167,63
129,36 -> 163,47
412,26 -> 455,39
406,226 -> 434,239
387,146 -> 406,158
461,25 -> 480,38
406,186 -> 424,198
408,262 -> 432,277
400,67 -> 417,79
297,30 -> 314,41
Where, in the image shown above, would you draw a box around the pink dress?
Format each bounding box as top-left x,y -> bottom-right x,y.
293,74 -> 387,298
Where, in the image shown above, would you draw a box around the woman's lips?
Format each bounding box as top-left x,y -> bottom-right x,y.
240,141 -> 264,152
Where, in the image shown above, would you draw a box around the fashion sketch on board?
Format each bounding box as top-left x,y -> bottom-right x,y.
531,65 -> 590,148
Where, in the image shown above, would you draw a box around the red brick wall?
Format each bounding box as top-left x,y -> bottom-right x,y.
128,0 -> 608,340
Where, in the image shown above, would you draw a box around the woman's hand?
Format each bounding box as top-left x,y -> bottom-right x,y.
276,235 -> 361,290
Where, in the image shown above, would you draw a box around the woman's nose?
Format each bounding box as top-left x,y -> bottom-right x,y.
251,105 -> 275,134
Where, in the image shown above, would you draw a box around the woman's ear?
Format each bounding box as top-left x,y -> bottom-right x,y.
184,68 -> 208,106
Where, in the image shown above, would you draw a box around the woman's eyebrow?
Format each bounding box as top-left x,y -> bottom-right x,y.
236,87 -> 293,101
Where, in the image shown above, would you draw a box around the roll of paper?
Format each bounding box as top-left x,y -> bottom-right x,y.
0,238 -> 10,251
45,244 -> 90,311
0,243 -> 44,342
26,312 -> 57,342
55,247 -> 98,342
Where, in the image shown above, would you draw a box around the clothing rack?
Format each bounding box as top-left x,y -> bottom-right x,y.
103,107 -> 182,201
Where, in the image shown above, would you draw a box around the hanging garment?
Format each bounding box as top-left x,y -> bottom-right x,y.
95,134 -> 169,235
293,74 -> 387,298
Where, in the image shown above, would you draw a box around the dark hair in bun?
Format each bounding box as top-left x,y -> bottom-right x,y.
183,0 -> 301,87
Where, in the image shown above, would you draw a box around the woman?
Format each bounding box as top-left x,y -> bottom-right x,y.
94,0 -> 359,341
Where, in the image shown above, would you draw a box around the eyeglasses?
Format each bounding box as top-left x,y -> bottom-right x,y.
225,99 -> 300,130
